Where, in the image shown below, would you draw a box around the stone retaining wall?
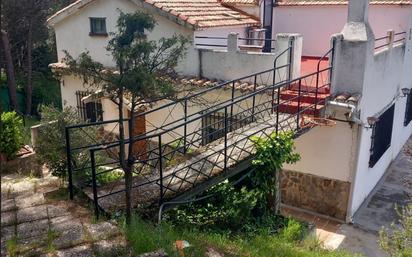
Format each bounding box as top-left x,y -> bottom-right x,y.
280,170 -> 350,220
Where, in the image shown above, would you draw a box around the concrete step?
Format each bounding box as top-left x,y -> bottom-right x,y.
288,83 -> 330,94
280,90 -> 330,104
277,101 -> 324,116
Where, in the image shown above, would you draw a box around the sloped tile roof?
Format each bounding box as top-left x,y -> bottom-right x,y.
142,0 -> 259,28
220,0 -> 259,6
276,0 -> 412,5
47,0 -> 259,29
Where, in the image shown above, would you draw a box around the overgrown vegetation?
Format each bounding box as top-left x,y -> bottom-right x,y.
379,204 -> 412,257
35,106 -> 91,179
0,111 -> 24,159
124,216 -> 354,257
164,132 -> 300,234
120,132 -> 352,257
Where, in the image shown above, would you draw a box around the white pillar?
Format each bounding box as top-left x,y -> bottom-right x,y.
331,0 -> 374,94
227,32 -> 239,53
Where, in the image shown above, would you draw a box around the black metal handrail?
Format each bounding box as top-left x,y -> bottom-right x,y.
194,36 -> 277,51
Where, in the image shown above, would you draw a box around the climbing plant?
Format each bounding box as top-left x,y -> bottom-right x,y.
251,131 -> 301,213
165,132 -> 300,232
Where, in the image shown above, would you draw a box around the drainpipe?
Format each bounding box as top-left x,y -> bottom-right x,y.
327,100 -> 364,223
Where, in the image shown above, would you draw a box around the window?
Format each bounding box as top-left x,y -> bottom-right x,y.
201,111 -> 253,145
369,104 -> 395,168
75,91 -> 103,122
404,91 -> 412,126
89,17 -> 107,36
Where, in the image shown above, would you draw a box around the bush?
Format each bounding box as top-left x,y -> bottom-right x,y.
0,112 -> 24,159
165,132 -> 300,234
379,204 -> 412,257
281,219 -> 304,242
36,106 -> 87,178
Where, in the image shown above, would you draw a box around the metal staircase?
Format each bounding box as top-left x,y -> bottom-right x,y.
64,46 -> 334,218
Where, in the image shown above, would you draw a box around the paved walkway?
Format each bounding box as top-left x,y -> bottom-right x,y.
1,171 -> 127,257
283,136 -> 412,257
353,136 -> 412,233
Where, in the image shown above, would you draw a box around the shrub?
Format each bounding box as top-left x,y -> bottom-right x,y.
165,132 -> 300,234
0,112 -> 24,159
36,106 -> 92,179
281,219 -> 304,242
379,204 -> 412,257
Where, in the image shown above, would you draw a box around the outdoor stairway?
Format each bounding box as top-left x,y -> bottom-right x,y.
83,111 -> 301,214
278,56 -> 331,116
278,87 -> 330,116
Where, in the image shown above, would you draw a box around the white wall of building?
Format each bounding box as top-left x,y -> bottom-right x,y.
350,37 -> 412,216
53,0 -> 199,76
284,122 -> 356,182
272,5 -> 412,57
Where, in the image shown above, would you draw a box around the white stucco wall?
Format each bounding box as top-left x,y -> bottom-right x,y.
283,122 -> 356,182
199,33 -> 302,82
194,26 -> 249,50
350,38 -> 412,216
53,0 -> 200,76
273,5 -> 412,56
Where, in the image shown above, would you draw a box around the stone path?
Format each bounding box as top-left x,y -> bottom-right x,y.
1,171 -> 127,257
353,136 -> 412,232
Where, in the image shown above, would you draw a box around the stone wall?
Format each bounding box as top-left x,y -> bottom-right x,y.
280,170 -> 351,220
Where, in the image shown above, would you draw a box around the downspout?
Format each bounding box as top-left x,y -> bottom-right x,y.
326,100 -> 363,223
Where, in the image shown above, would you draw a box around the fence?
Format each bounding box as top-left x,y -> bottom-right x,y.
374,30 -> 406,51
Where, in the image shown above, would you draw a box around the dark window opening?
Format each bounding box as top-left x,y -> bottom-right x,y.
202,110 -> 253,145
75,91 -> 103,122
369,104 -> 395,168
404,91 -> 412,126
89,17 -> 107,36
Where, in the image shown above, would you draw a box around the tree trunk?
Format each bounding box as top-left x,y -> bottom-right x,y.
25,20 -> 33,115
1,30 -> 18,112
117,85 -> 132,224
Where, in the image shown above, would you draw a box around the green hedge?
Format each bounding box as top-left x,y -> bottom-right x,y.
0,112 -> 24,159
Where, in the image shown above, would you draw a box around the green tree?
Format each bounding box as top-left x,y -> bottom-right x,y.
63,11 -> 189,223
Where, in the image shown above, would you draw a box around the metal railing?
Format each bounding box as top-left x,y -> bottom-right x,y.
194,36 -> 277,52
65,44 -> 334,218
374,31 -> 406,51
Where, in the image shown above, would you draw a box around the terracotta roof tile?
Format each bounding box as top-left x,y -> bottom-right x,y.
221,0 -> 258,5
48,0 -> 259,29
277,0 -> 412,5
147,0 -> 260,28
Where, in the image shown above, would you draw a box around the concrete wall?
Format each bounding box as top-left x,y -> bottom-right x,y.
194,26 -> 249,50
350,35 -> 412,216
272,5 -> 412,57
199,33 -> 302,82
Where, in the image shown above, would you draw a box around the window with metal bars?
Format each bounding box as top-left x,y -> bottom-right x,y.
404,92 -> 412,126
201,111 -> 253,145
369,104 -> 395,168
75,91 -> 103,122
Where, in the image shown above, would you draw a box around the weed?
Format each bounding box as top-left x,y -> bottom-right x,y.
5,236 -> 20,257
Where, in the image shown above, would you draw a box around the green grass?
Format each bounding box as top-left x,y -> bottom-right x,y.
124,216 -> 358,257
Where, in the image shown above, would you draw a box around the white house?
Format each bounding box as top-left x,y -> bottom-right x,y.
48,0 -> 412,224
